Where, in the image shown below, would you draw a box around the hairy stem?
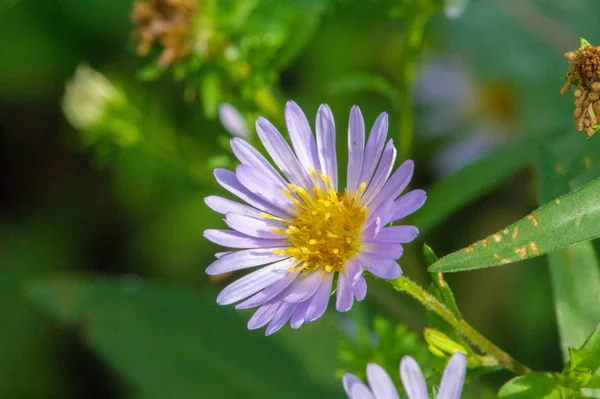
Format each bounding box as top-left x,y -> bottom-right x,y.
391,276 -> 532,375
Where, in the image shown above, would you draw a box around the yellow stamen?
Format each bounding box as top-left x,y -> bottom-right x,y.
274,173 -> 367,273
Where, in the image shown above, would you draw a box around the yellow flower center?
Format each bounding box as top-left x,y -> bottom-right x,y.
268,171 -> 367,274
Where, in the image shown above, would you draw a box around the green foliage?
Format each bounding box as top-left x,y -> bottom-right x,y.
28,276 -> 343,399
429,176 -> 600,273
415,141 -> 534,234
498,373 -> 578,399
338,317 -> 441,390
536,145 -> 600,362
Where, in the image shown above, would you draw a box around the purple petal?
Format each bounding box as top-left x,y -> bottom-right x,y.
350,383 -> 375,399
265,301 -> 297,335
316,104 -> 338,190
214,251 -> 232,259
363,243 -> 404,260
374,226 -> 419,244
216,258 -> 296,305
236,164 -> 295,212
342,373 -> 364,397
361,140 -> 396,205
361,217 -> 382,242
358,252 -> 402,279
365,199 -> 395,229
282,269 -> 326,303
204,229 -> 288,249
225,213 -> 283,239
205,196 -> 262,218
392,190 -> 427,221
346,106 -> 365,194
368,160 -> 414,211
236,271 -> 298,309
367,363 -> 400,399
285,101 -> 321,173
358,113 -> 388,188
352,272 -> 367,301
214,169 -> 288,218
206,248 -> 289,275
400,356 -> 428,399
230,138 -> 287,187
218,103 -> 249,139
336,269 -> 354,312
290,300 -> 311,329
256,117 -> 312,189
248,302 -> 279,329
305,272 -> 333,322
437,353 -> 467,399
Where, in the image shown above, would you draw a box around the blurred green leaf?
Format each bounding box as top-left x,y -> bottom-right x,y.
429,176 -> 600,273
498,373 -> 569,399
28,276 -> 343,399
416,141 -> 534,234
548,242 -> 600,363
273,1 -> 328,70
0,222 -> 76,398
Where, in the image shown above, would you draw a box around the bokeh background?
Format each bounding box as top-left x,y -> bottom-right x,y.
1,0 -> 600,397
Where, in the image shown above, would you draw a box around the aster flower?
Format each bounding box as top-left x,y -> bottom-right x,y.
342,353 -> 467,399
204,101 -> 425,335
415,56 -> 515,176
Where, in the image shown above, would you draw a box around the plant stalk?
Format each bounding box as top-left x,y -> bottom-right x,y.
391,276 -> 532,375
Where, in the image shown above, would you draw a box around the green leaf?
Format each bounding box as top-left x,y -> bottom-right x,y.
536,145 -> 600,363
416,141 -> 534,234
549,242 -> 600,362
587,374 -> 600,389
29,276 -> 343,399
568,322 -> 600,372
498,373 -> 573,399
581,37 -> 592,48
424,244 -> 462,320
428,176 -> 600,273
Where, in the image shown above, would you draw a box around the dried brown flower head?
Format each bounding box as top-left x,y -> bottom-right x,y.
131,0 -> 197,67
561,41 -> 600,137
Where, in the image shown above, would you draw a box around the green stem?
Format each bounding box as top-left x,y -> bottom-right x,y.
391,276 -> 532,375
397,10 -> 429,160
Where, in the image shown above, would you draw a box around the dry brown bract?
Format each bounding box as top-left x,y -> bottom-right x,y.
561,44 -> 600,137
131,0 -> 197,67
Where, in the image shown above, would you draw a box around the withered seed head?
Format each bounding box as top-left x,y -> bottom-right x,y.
131,0 -> 197,67
561,41 -> 600,136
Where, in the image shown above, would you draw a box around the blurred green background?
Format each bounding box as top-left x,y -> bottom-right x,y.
1,0 -> 600,397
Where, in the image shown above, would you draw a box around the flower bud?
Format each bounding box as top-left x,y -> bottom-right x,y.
62,65 -> 124,131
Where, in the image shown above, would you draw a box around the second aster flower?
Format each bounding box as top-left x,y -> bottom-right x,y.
204,101 -> 426,335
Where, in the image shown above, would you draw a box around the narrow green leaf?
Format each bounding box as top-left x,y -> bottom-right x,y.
428,176 -> 600,273
416,141 -> 534,234
28,276 -> 343,399
424,244 -> 462,320
498,373 -> 563,399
